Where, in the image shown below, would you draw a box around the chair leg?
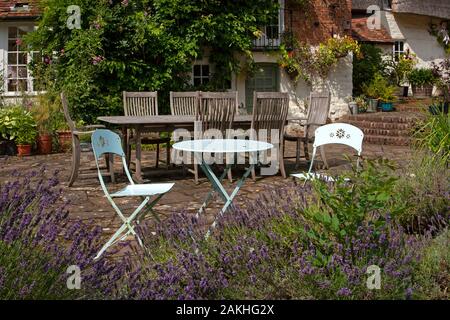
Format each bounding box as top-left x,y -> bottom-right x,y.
166,141 -> 171,169
68,135 -> 81,187
295,139 -> 301,169
107,154 -> 115,183
156,143 -> 160,169
227,168 -> 233,183
304,141 -> 310,161
194,163 -> 199,184
279,145 -> 287,179
251,167 -> 256,181
320,146 -> 329,169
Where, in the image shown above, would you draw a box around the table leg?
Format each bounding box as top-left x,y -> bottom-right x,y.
135,125 -> 142,182
122,126 -> 129,174
197,161 -> 255,239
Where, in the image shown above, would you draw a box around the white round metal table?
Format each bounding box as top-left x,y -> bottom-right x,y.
173,139 -> 273,237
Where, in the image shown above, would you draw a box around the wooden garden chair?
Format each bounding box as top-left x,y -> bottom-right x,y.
284,91 -> 331,169
61,92 -> 115,187
291,123 -> 364,182
123,91 -> 171,171
91,129 -> 174,259
194,91 -> 238,184
250,92 -> 290,179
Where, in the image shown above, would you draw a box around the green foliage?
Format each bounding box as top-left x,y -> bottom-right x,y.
408,68 -> 436,86
415,111 -> 450,165
26,0 -> 279,123
363,73 -> 397,102
414,229 -> 450,299
384,53 -> 417,86
394,155 -> 449,232
0,106 -> 38,145
302,159 -> 405,263
279,36 -> 360,84
352,44 -> 384,96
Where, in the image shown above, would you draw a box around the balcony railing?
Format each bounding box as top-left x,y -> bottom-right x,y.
253,8 -> 293,50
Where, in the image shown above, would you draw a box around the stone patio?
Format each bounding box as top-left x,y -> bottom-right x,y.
0,140 -> 413,239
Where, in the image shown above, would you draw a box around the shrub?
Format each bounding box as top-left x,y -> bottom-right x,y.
123,160 -> 434,300
408,68 -> 436,86
363,73 -> 397,101
415,112 -> 450,165
0,106 -> 37,145
0,168 -> 127,299
394,155 -> 449,233
353,44 -> 385,96
413,229 -> 450,300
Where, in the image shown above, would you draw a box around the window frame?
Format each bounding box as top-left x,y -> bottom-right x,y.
5,25 -> 40,96
192,63 -> 210,87
393,40 -> 405,60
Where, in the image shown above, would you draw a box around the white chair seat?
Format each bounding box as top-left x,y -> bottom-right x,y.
111,183 -> 175,197
291,173 -> 351,182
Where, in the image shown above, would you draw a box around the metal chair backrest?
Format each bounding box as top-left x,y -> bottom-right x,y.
170,91 -> 199,116
251,92 -> 289,142
60,92 -> 76,132
308,123 -> 364,174
123,91 -> 158,116
306,91 -> 331,138
92,129 -> 134,188
196,91 -> 237,136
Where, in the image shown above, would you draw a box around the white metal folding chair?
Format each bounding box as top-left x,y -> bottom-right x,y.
91,129 -> 174,259
291,123 -> 364,182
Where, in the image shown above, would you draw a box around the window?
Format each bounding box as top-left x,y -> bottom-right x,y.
393,41 -> 405,60
245,63 -> 279,112
193,64 -> 210,86
7,26 -> 39,93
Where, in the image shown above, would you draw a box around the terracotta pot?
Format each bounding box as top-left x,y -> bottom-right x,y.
37,134 -> 53,154
57,130 -> 72,153
17,144 -> 32,156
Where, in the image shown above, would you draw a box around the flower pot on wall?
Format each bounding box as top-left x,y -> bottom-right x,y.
412,84 -> 433,98
57,130 -> 72,153
17,144 -> 32,156
37,134 -> 53,154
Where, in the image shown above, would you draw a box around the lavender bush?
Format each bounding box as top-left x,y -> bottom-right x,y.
124,159 -> 447,300
0,168 -> 127,299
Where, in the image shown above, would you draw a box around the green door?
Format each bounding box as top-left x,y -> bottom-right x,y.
245,63 -> 280,113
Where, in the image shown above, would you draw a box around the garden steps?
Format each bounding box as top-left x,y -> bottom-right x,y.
341,111 -> 426,146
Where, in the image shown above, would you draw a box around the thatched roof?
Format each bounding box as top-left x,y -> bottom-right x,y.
352,0 -> 386,11
391,0 -> 450,19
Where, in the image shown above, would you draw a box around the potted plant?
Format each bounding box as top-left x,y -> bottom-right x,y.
354,96 -> 368,113
408,68 -> 436,98
0,106 -> 37,156
384,53 -> 417,97
379,86 -> 397,112
431,58 -> 450,113
32,94 -> 58,154
363,73 -> 384,112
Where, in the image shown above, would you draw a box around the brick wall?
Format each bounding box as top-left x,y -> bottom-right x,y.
286,0 -> 352,45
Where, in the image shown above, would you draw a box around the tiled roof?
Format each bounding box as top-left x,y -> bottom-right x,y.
352,17 -> 394,44
0,1 -> 40,19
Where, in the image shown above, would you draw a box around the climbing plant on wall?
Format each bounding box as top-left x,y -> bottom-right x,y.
25,0 -> 278,123
278,35 -> 361,84
429,21 -> 450,54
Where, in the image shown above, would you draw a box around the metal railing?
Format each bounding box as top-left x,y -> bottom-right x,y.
252,8 -> 293,50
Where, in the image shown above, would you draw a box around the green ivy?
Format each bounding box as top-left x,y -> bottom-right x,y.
26,0 -> 279,123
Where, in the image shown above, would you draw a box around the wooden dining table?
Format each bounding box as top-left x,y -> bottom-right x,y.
98,115 -> 302,181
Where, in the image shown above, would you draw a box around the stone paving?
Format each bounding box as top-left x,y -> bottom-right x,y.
0,140 -> 413,237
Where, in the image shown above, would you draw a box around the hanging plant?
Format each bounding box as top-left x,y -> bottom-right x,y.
278,35 -> 361,84
429,21 -> 450,54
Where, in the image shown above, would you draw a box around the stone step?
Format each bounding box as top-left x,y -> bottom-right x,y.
345,119 -> 412,130
364,135 -> 412,146
360,127 -> 411,137
345,114 -> 418,123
